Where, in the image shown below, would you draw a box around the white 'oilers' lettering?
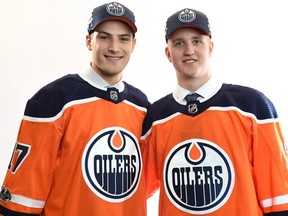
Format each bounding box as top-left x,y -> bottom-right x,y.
172,165 -> 223,206
94,154 -> 137,194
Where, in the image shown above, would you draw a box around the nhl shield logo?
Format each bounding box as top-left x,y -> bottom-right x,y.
187,103 -> 198,114
82,127 -> 142,202
164,139 -> 235,214
109,89 -> 118,101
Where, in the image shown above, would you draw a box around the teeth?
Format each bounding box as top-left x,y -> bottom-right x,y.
184,59 -> 195,63
108,56 -> 120,59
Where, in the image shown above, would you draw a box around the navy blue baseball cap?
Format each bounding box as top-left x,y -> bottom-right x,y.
87,2 -> 137,35
165,8 -> 211,41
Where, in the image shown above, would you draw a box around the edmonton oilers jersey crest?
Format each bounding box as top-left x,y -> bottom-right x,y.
82,127 -> 142,202
164,139 -> 235,214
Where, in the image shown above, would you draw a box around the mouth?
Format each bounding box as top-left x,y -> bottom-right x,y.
104,55 -> 123,60
183,59 -> 197,63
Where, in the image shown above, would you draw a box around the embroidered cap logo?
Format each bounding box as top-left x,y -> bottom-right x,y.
106,2 -> 125,16
178,8 -> 196,23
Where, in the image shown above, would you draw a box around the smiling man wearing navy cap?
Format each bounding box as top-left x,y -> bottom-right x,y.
85,1 -> 139,85
142,7 -> 288,216
0,2 -> 150,216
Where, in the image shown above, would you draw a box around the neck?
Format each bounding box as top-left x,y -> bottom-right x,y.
178,73 -> 212,92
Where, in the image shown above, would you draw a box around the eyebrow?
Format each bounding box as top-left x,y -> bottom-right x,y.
97,31 -> 132,38
171,35 -> 204,42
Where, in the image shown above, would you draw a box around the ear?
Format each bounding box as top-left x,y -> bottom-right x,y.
131,38 -> 136,53
86,34 -> 92,51
209,40 -> 214,57
165,46 -> 172,62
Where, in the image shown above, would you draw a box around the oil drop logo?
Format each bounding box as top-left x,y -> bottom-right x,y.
164,139 -> 235,214
82,127 -> 141,202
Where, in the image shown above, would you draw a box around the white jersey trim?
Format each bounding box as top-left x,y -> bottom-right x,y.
11,193 -> 45,208
123,100 -> 148,112
208,106 -> 279,124
261,194 -> 288,208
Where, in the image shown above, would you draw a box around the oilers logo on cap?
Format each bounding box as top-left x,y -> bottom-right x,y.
106,2 -> 125,16
164,139 -> 235,214
82,127 -> 142,202
178,8 -> 196,23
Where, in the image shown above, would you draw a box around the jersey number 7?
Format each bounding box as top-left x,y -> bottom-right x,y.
8,142 -> 31,174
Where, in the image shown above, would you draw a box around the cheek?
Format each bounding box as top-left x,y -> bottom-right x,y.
169,51 -> 181,63
127,46 -> 134,54
91,42 -> 102,53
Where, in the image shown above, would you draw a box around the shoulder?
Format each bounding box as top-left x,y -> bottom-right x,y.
219,83 -> 277,119
221,83 -> 272,104
124,82 -> 151,109
24,74 -> 93,117
142,93 -> 176,134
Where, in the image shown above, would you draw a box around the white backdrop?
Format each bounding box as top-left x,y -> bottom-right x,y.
0,0 -> 287,215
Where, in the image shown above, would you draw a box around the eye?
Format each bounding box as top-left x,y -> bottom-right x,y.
120,36 -> 130,42
193,39 -> 202,45
97,33 -> 110,40
99,35 -> 109,40
119,35 -> 132,42
174,41 -> 183,47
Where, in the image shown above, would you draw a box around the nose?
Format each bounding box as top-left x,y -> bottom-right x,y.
108,39 -> 120,53
183,44 -> 195,56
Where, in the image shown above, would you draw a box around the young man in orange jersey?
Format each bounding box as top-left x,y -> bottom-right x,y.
141,7 -> 288,216
0,2 -> 150,215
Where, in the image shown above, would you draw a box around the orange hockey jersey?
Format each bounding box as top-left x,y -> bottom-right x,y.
0,73 -> 150,216
141,83 -> 288,216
